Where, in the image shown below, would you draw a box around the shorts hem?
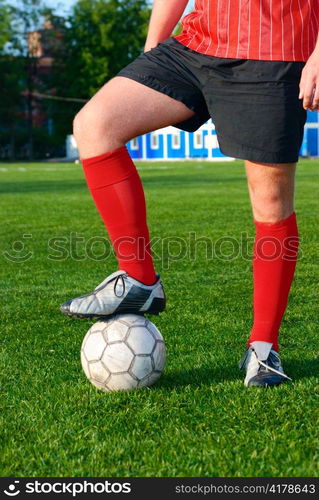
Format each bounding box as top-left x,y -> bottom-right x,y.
218,137 -> 299,164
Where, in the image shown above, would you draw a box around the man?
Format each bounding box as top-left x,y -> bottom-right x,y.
60,0 -> 319,387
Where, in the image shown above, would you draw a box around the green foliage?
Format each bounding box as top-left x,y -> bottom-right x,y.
1,159 -> 319,476
50,0 -> 151,143
0,0 -> 12,51
53,0 -> 150,99
0,126 -> 65,159
0,56 -> 26,159
0,1 -> 52,159
0,56 -> 25,122
0,0 -> 151,157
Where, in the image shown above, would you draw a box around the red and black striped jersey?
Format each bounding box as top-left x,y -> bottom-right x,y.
174,0 -> 319,61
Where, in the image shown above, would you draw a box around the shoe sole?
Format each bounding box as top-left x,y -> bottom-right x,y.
61,310 -> 162,320
60,296 -> 166,320
246,377 -> 290,388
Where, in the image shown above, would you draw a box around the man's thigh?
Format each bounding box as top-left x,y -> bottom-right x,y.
81,76 -> 196,142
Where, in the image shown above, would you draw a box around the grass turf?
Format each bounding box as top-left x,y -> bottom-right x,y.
0,159 -> 319,477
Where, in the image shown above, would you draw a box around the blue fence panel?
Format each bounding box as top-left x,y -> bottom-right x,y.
189,130 -> 208,158
306,110 -> 318,123
167,132 -> 186,158
146,134 -> 164,159
308,128 -> 318,156
127,137 -> 144,159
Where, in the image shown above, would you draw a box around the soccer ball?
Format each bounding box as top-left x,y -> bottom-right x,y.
80,314 -> 166,391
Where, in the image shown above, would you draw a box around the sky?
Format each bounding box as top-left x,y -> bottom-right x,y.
47,0 -> 194,16
7,0 -> 76,16
45,0 -> 76,16
7,0 -> 194,17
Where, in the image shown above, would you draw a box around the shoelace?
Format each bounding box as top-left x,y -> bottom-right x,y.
113,275 -> 125,297
94,270 -> 127,291
251,348 -> 292,381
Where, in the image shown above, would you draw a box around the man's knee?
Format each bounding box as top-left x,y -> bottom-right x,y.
73,102 -> 115,142
251,191 -> 294,222
73,106 -> 97,140
246,161 -> 296,222
72,111 -> 83,140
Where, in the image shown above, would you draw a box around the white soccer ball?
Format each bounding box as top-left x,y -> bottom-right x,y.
80,314 -> 166,391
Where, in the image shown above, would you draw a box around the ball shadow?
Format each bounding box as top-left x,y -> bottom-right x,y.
159,363 -> 240,389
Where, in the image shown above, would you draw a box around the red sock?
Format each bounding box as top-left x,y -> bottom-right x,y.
248,212 -> 299,352
82,146 -> 156,285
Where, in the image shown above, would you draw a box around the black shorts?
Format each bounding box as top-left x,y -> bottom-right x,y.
117,37 -> 307,164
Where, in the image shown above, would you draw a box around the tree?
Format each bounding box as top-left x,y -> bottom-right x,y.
0,0 -> 152,158
63,0 -> 150,97
51,0 -> 151,141
0,0 -> 12,50
0,0 -> 46,159
0,55 -> 25,160
0,1 -> 25,160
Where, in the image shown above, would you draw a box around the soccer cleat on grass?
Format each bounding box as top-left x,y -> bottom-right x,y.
60,270 -> 166,319
239,341 -> 292,387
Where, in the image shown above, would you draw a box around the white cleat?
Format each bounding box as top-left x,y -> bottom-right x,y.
60,270 -> 166,319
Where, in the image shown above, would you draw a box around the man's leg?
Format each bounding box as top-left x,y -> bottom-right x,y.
73,76 -> 195,158
61,76 -> 195,318
245,161 -> 296,223
241,161 -> 299,386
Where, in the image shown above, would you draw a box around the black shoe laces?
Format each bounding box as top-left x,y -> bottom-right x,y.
114,274 -> 126,298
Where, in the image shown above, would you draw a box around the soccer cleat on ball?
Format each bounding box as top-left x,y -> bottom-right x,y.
60,270 -> 166,319
239,341 -> 292,387
80,314 -> 166,391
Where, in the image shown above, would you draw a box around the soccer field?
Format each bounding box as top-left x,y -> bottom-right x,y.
1,159 -> 319,477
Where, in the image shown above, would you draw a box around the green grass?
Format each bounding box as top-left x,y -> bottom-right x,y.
1,159 -> 319,477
